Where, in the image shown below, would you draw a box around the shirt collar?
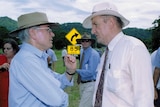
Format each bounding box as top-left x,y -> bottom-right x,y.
83,46 -> 92,54
108,32 -> 124,51
21,43 -> 47,59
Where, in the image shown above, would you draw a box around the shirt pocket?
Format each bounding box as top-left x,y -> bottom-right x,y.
106,69 -> 126,93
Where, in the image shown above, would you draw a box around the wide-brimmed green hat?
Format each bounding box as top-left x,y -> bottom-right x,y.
76,33 -> 95,44
10,12 -> 57,36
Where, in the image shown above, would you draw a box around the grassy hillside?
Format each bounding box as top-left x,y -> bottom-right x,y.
0,16 -> 17,31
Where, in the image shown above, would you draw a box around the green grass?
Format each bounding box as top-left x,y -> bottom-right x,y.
54,49 -> 80,107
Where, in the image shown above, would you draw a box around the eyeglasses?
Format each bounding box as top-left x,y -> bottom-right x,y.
81,39 -> 90,42
36,27 -> 52,33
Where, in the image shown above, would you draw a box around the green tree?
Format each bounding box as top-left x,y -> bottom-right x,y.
0,26 -> 9,48
0,26 -> 9,39
151,16 -> 160,52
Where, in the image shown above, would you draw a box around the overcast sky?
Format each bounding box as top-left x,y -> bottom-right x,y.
0,0 -> 160,29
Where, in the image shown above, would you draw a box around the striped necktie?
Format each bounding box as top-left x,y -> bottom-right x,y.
94,47 -> 108,107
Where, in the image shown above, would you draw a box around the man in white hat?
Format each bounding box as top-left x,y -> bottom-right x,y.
83,2 -> 154,107
9,12 -> 76,107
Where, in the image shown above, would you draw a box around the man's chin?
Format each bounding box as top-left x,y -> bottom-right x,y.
48,44 -> 53,49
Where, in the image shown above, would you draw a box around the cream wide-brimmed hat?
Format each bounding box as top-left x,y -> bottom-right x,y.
10,12 -> 57,36
83,2 -> 130,28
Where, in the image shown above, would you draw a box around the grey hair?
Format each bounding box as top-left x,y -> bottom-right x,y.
18,28 -> 30,43
101,15 -> 123,28
18,26 -> 39,43
114,16 -> 123,28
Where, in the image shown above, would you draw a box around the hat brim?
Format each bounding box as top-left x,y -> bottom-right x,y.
76,38 -> 95,44
83,10 -> 130,28
9,22 -> 58,37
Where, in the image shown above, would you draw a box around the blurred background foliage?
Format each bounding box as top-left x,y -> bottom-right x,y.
0,16 -> 160,52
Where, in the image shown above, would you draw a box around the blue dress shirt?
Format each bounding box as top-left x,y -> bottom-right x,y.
76,46 -> 100,81
9,43 -> 73,107
155,47 -> 160,68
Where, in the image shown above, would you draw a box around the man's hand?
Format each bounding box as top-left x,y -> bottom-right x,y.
0,63 -> 10,71
154,88 -> 158,100
64,55 -> 76,74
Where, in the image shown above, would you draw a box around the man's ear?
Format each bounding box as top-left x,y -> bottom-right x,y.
28,28 -> 37,40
